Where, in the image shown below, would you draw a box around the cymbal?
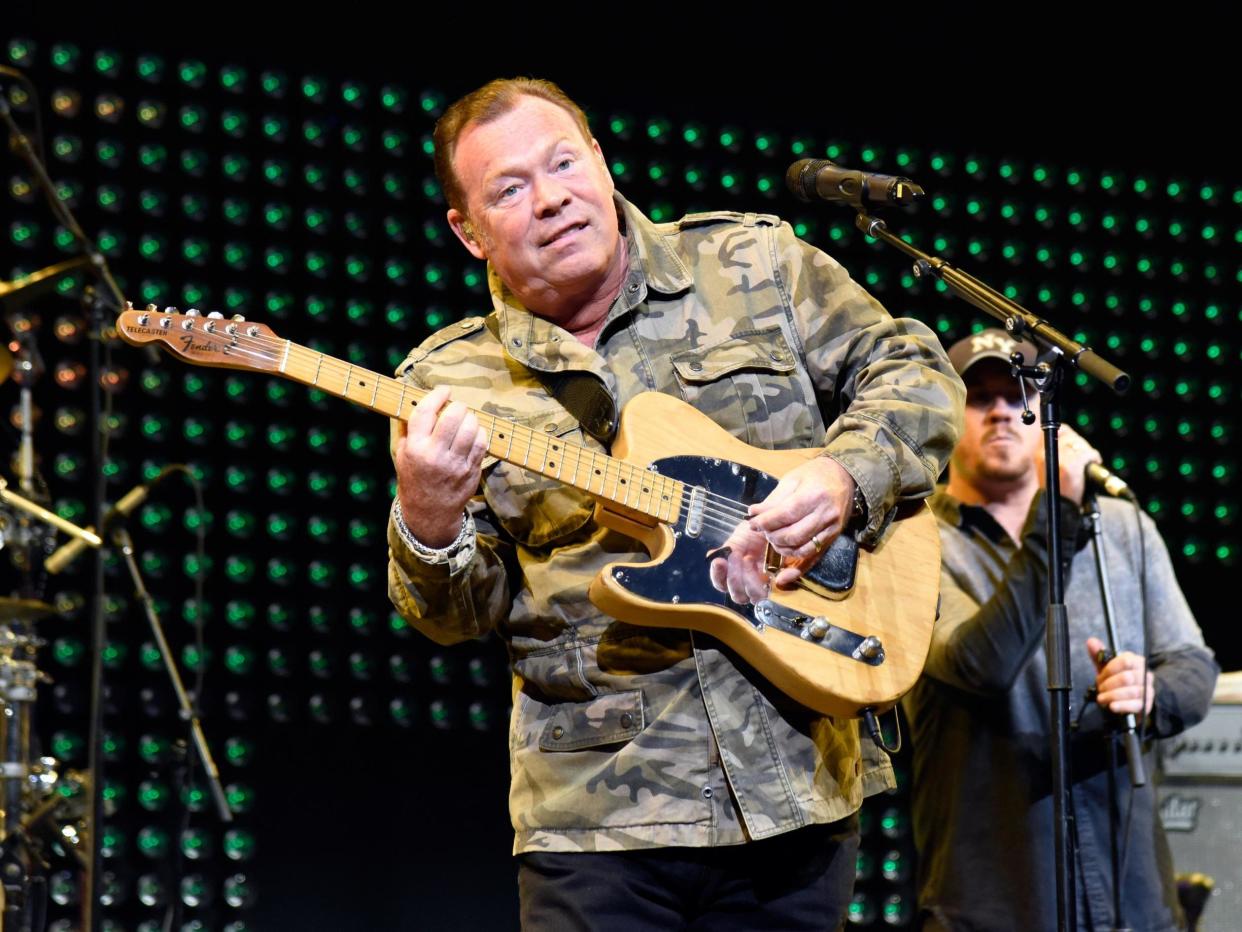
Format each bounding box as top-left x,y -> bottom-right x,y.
0,597 -> 57,622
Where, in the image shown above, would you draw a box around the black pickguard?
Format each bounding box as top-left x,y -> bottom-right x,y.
618,455 -> 858,614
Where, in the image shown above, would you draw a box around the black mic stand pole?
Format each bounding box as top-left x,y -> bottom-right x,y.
854,209 -> 1130,932
1083,491 -> 1145,932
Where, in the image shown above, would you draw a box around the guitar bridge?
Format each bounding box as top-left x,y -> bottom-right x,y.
751,601 -> 886,666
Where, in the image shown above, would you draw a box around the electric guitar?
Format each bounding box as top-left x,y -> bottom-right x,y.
116,305 -> 940,718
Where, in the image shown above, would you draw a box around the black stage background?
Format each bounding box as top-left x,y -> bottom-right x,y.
2,9 -> 1235,930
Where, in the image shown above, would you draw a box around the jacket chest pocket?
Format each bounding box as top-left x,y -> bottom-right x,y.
483,408 -> 597,548
670,326 -> 820,450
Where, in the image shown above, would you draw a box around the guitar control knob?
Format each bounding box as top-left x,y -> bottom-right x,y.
805,618 -> 830,640
855,636 -> 884,661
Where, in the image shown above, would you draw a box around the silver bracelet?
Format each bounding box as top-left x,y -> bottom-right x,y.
392,500 -> 472,561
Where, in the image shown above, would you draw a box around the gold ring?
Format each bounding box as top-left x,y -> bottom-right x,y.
811,534 -> 822,550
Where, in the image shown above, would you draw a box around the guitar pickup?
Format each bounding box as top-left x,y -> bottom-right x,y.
684,485 -> 706,538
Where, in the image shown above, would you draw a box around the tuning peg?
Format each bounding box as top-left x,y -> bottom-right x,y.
146,303 -> 158,312
231,314 -> 247,322
207,311 -> 224,319
125,300 -> 134,310
162,306 -> 178,314
185,308 -> 200,317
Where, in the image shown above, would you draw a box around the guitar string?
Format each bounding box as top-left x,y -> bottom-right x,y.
144,323 -> 784,533
155,329 -> 768,536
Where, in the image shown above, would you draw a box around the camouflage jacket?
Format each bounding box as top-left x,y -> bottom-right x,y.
388,195 -> 964,853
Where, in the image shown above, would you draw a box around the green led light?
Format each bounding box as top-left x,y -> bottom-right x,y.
308,471 -> 336,496
301,75 -> 326,101
380,84 -> 406,112
306,251 -> 330,276
224,646 -> 255,675
7,39 -> 33,67
226,601 -> 257,631
1167,180 -> 1182,197
309,562 -> 335,586
225,785 -> 255,813
223,737 -> 253,768
929,155 -> 946,171
51,43 -> 80,71
137,827 -> 170,858
265,159 -> 290,185
138,780 -> 170,812
719,130 -> 736,148
178,59 -> 207,86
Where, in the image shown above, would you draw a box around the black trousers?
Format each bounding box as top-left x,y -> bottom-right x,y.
518,816 -> 859,931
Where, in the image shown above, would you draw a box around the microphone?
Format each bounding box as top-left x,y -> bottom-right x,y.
45,466 -> 179,574
786,158 -> 924,208
1085,462 -> 1138,502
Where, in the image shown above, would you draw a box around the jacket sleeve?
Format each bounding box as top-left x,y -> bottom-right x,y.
386,370 -> 514,646
773,223 -> 965,542
924,492 -> 1082,694
1136,511 -> 1218,739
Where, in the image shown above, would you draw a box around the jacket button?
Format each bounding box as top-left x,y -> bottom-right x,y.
701,786 -> 714,800
551,726 -> 565,740
688,361 -> 703,372
619,713 -> 634,729
512,337 -> 522,347
544,423 -> 557,433
769,350 -> 785,362
627,282 -> 641,294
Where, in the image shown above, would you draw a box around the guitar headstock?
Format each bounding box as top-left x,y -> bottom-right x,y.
115,303 -> 283,372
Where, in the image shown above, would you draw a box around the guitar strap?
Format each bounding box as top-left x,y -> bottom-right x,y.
485,315 -> 619,447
